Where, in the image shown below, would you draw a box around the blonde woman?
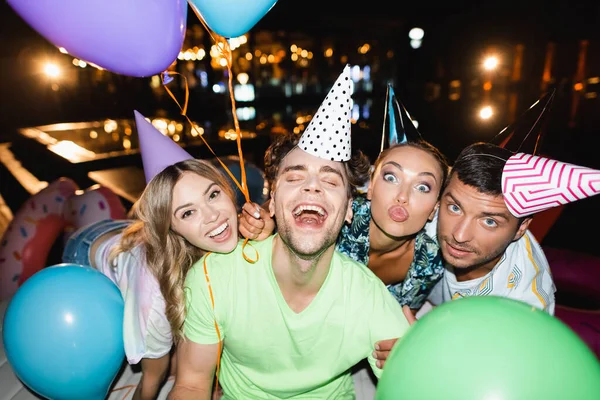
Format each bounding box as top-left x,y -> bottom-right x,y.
64,111 -> 242,399
62,159 -> 238,399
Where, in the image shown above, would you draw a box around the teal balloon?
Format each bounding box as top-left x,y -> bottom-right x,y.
189,0 -> 278,38
3,264 -> 125,400
376,296 -> 600,400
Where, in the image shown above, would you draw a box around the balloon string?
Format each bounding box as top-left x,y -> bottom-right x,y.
214,38 -> 257,264
177,7 -> 259,264
161,73 -> 259,264
188,6 -> 248,202
221,50 -> 258,263
228,62 -> 248,202
203,252 -> 222,395
161,72 -> 245,196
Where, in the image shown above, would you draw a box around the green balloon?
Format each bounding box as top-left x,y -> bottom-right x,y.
376,296 -> 600,400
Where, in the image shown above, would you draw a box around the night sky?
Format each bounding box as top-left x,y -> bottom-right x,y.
0,0 -> 598,137
2,1 -> 598,57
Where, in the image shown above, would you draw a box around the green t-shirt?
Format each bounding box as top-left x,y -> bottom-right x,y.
184,235 -> 409,399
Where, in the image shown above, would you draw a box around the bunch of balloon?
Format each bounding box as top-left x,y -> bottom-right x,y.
3,264 -> 125,400
376,296 -> 600,400
159,0 -> 280,207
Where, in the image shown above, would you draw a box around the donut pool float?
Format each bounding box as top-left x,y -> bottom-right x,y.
0,178 -> 78,300
62,184 -> 127,243
0,178 -> 127,300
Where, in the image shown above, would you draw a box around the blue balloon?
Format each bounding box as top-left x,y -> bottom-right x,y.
3,264 -> 125,400
189,0 -> 278,38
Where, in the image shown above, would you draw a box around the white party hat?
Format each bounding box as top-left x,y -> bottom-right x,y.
298,64 -> 352,161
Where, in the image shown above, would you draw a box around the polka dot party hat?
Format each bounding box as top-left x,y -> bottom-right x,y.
298,64 -> 353,161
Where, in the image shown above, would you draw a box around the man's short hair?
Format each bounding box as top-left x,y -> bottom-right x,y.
264,132 -> 371,197
450,142 -> 514,197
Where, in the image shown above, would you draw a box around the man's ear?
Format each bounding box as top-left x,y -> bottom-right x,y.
269,191 -> 276,217
428,201 -> 440,221
345,198 -> 354,224
513,217 -> 532,241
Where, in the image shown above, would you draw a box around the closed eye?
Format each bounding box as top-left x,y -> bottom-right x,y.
322,174 -> 341,187
286,174 -> 304,183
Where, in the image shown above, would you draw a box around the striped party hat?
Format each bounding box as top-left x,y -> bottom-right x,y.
502,152 -> 600,217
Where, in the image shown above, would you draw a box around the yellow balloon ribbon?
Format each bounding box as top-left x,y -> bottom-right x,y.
162,13 -> 263,391
160,71 -> 259,264
202,252 -> 223,394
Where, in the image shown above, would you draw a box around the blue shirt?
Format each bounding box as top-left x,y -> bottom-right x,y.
336,196 -> 444,309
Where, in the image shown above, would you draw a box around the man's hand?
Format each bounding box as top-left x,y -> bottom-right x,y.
238,202 -> 274,241
372,338 -> 398,369
372,306 -> 417,368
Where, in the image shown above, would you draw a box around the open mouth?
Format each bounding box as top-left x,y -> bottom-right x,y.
292,204 -> 327,226
208,222 -> 229,238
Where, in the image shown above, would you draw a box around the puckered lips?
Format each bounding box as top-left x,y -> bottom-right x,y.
292,203 -> 328,229
206,219 -> 232,243
388,205 -> 409,223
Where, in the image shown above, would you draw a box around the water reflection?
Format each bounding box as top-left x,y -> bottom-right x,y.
15,80 -> 600,166
18,116 -> 271,164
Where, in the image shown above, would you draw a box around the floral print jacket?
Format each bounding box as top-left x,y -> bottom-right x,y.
336,196 -> 444,309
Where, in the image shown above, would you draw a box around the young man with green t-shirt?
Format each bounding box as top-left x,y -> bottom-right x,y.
169,66 -> 409,399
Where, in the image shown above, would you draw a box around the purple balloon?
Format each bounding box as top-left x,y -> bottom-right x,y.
7,0 -> 187,77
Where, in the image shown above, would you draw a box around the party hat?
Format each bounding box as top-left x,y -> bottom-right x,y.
491,90 -> 555,155
298,65 -> 352,161
502,152 -> 600,217
380,84 -> 423,152
134,110 -> 193,184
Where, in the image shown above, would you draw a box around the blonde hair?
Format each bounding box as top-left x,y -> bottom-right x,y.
109,159 -> 235,342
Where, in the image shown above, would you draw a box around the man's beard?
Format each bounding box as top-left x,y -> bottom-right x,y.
439,234 -> 507,270
276,219 -> 340,261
